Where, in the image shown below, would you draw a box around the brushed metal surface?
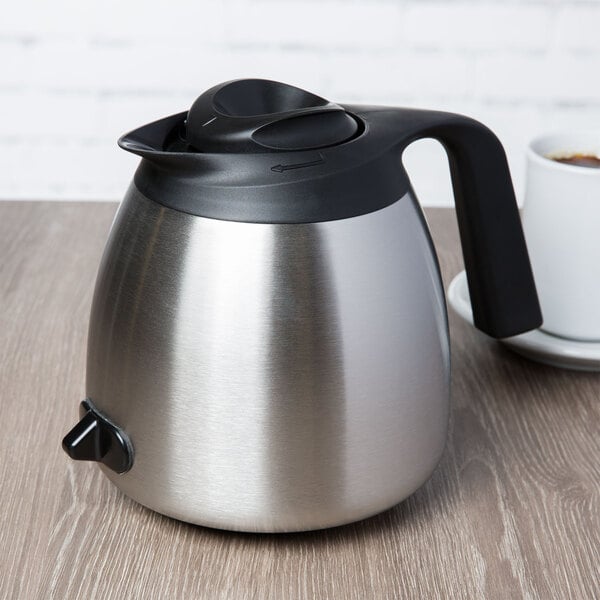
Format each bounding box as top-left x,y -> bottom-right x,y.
86,186 -> 450,532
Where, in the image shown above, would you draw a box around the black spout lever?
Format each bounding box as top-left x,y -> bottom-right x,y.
62,399 -> 133,474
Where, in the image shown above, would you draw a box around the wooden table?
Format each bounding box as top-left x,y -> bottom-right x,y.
1,202 -> 598,600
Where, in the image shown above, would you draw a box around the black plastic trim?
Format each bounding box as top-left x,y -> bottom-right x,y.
62,399 -> 134,474
122,106 -> 412,224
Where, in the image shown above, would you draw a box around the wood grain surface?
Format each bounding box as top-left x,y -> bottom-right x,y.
0,201 -> 598,600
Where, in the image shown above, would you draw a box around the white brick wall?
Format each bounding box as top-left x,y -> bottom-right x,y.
0,0 -> 599,206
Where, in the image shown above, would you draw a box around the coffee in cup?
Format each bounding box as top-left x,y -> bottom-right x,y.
549,153 -> 600,169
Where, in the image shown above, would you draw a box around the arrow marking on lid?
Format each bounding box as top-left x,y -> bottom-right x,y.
202,116 -> 218,127
271,153 -> 325,173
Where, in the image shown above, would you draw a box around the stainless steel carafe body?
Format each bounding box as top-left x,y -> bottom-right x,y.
86,185 -> 450,532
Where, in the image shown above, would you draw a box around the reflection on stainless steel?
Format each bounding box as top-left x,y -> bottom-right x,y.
87,186 -> 450,532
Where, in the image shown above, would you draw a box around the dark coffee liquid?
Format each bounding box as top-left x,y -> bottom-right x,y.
550,153 -> 600,168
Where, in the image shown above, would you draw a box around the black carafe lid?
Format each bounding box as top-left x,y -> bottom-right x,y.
185,79 -> 359,153
118,78 -> 406,225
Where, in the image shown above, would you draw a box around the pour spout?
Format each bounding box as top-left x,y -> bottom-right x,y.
118,112 -> 188,159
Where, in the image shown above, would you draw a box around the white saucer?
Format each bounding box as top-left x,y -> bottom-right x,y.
447,271 -> 600,372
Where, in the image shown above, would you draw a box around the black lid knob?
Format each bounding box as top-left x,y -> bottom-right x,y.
185,79 -> 358,153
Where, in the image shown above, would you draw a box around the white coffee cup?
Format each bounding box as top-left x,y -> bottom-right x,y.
522,132 -> 600,341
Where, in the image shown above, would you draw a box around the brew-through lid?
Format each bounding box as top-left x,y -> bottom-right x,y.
184,79 -> 359,153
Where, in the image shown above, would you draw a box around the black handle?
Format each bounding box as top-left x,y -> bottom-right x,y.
392,109 -> 542,338
62,399 -> 133,474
